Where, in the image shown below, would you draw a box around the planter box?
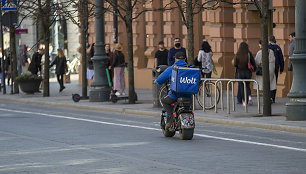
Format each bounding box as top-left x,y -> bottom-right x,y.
19,79 -> 42,94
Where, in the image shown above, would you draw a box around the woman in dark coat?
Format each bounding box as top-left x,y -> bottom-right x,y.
50,48 -> 67,92
234,42 -> 255,106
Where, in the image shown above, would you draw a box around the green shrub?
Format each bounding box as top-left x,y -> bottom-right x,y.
15,74 -> 42,82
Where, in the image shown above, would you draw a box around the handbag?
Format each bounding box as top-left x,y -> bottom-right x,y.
247,53 -> 254,72
256,65 -> 262,75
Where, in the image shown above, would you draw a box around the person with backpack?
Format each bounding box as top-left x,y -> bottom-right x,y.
155,52 -> 199,130
268,36 -> 284,103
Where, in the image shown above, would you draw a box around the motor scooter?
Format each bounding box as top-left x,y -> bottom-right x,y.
160,97 -> 195,140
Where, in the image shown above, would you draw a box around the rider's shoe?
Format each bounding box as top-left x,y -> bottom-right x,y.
165,116 -> 174,130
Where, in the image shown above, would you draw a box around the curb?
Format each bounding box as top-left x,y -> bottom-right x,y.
1,97 -> 306,134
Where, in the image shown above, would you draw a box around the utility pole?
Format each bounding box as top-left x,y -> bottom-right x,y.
89,0 -> 111,102
286,0 -> 306,120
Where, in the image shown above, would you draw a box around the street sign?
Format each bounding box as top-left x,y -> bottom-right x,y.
1,0 -> 18,11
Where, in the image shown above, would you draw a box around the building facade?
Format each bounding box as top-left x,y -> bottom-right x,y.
86,0 -> 295,97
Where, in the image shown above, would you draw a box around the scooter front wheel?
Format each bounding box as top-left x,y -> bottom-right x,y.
179,128 -> 194,140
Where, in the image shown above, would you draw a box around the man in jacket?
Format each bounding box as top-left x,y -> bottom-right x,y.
268,36 -> 284,103
156,52 -> 191,130
28,49 -> 44,75
167,38 -> 187,66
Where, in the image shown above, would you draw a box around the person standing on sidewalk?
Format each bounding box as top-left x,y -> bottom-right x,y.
154,41 -> 168,67
234,42 -> 254,106
288,32 -> 295,72
268,36 -> 284,103
111,43 -> 126,96
105,43 -> 114,87
86,43 -> 95,86
167,38 -> 186,66
50,48 -> 67,92
197,41 -> 213,78
28,48 -> 44,76
253,40 -> 276,98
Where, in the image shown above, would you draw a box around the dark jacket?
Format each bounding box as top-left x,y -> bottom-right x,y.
167,47 -> 186,66
28,52 -> 42,75
112,51 -> 125,67
234,51 -> 255,79
50,56 -> 67,75
269,43 -> 284,73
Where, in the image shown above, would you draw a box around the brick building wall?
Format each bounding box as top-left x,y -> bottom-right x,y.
84,0 -> 295,97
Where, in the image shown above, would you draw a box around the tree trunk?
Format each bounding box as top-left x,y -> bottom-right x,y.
260,0 -> 271,116
186,0 -> 194,65
126,16 -> 136,104
42,5 -> 51,97
80,0 -> 88,98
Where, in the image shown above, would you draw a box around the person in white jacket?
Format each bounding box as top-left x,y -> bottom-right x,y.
254,40 -> 277,101
197,41 -> 213,78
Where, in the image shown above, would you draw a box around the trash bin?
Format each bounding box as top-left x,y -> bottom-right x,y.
152,65 -> 169,108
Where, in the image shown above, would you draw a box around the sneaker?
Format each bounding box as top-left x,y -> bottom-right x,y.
242,102 -> 246,107
165,116 -> 174,130
115,92 -> 121,96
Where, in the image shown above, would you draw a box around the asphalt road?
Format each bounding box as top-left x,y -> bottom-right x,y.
0,101 -> 306,174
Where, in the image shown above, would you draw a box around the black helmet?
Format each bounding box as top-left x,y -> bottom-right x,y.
175,52 -> 185,59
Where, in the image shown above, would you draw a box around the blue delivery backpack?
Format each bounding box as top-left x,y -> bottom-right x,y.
170,65 -> 200,94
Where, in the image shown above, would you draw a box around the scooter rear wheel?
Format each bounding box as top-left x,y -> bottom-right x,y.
179,128 -> 194,140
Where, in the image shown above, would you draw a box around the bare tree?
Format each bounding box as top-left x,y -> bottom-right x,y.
105,0 -> 152,104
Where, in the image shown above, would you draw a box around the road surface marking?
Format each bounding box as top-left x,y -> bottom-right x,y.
1,108 -> 306,152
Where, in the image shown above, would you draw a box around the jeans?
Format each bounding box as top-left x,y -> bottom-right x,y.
237,81 -> 250,104
0,73 -> 3,85
57,74 -> 64,88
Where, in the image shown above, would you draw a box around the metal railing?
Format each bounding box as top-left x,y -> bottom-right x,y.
198,78 -> 260,114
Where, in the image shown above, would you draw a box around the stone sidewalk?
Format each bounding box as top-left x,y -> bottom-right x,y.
0,74 -> 305,134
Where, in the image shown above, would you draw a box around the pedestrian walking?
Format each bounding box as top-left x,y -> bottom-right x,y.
28,48 -> 44,75
197,41 -> 213,78
4,51 -> 11,85
86,43 -> 95,85
288,32 -> 295,71
50,48 -> 67,92
253,40 -> 276,99
167,38 -> 187,66
234,42 -> 255,106
111,43 -> 126,96
154,41 -> 168,67
268,36 -> 284,103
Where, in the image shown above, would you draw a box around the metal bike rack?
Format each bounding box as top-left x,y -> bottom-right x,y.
198,78 -> 260,115
226,79 -> 260,114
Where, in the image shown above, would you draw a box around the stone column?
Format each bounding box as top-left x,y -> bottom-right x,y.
286,0 -> 306,120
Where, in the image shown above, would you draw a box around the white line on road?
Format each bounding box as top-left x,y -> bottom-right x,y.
1,108 -> 306,153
